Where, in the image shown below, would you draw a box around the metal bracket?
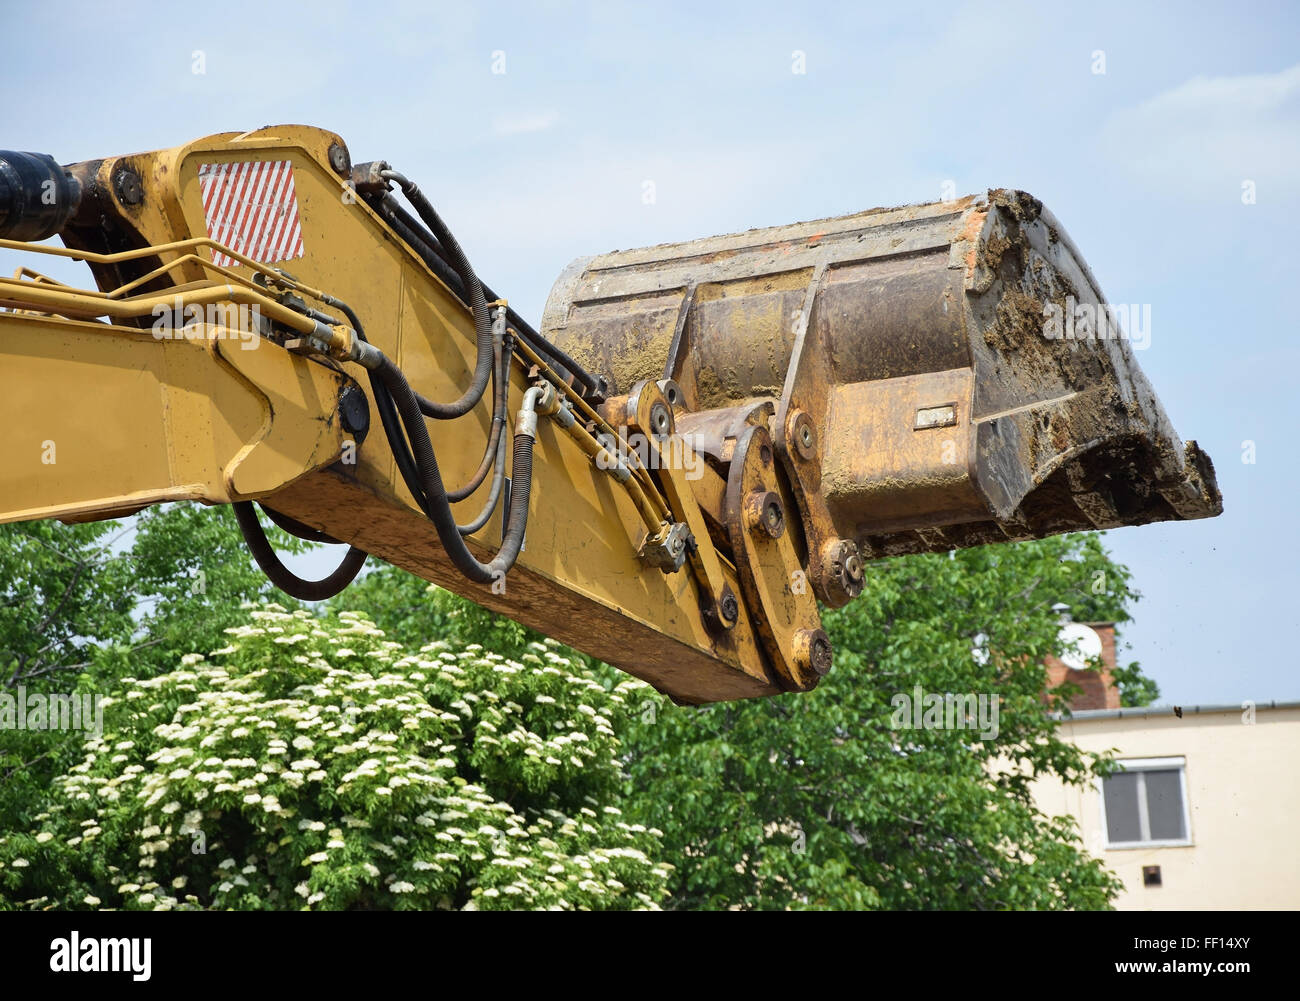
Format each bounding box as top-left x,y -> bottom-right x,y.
773,257 -> 864,607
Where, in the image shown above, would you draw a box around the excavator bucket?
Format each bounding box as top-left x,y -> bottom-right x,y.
0,127 -> 1224,701
542,189 -> 1221,599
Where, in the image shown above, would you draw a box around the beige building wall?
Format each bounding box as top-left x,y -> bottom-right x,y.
1031,703 -> 1300,910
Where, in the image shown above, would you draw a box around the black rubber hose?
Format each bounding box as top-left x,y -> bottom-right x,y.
260,504 -> 341,545
338,295 -> 507,528
239,291 -> 530,592
448,329 -> 511,502
502,430 -> 533,555
321,296 -> 425,509
325,288 -> 510,510
379,178 -> 493,420
370,195 -> 600,399
233,502 -> 367,601
367,195 -> 514,422
372,352 -> 533,584
456,416 -> 508,535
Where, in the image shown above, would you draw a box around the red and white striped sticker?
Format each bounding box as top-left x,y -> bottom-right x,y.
198,160 -> 304,268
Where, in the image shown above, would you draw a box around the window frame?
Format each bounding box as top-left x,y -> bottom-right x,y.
1098,756 -> 1193,850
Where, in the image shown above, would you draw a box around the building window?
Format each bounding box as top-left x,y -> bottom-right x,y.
1100,757 -> 1192,849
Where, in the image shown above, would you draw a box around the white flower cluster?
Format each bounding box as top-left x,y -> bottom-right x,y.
0,606 -> 667,912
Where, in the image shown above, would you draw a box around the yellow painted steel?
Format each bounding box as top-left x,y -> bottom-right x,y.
0,125 -> 781,703
4,124 -> 1216,703
1,312 -> 353,523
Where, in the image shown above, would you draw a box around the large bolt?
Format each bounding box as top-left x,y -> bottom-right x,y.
820,537 -> 864,606
792,628 -> 833,684
744,490 -> 785,539
789,410 -> 817,461
704,586 -> 740,633
649,401 -> 672,438
328,142 -> 351,177
810,633 -> 832,676
656,379 -> 684,410
113,167 -> 143,206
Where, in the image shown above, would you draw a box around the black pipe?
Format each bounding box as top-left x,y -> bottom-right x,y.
371,352 -> 534,585
0,151 -> 81,240
323,296 -> 426,507
233,502 -> 367,601
378,175 -> 494,420
369,194 -> 602,399
325,293 -> 511,530
234,290 -> 532,596
448,329 -> 512,503
260,504 -> 341,545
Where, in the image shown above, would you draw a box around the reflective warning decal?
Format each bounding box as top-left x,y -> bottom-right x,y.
198,160 -> 304,268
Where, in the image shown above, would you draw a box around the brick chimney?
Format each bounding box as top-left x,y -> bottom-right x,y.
1044,619 -> 1120,711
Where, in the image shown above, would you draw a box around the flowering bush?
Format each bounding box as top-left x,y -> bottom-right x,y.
0,605 -> 670,910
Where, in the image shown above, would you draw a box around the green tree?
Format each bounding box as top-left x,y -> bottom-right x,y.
335,564 -> 544,662
0,519 -> 135,693
1,520 -> 135,829
1111,660 -> 1161,708
3,500 -> 1155,910
617,534 -> 1135,910
102,503 -> 315,677
0,504 -> 312,828
1056,538 -> 1158,707
0,605 -> 669,910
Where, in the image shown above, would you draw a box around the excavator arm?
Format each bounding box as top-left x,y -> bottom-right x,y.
0,125 -> 1221,704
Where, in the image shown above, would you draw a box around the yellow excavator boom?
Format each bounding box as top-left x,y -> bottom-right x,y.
0,126 -> 1221,704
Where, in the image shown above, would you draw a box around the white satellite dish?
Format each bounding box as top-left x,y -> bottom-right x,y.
1058,623 -> 1103,670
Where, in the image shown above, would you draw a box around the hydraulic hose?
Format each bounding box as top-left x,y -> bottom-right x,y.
456,416 -> 509,536
321,292 -> 512,514
447,325 -> 511,503
233,501 -> 368,601
371,351 -> 537,584
378,170 -> 493,420
318,295 -> 425,505
264,275 -> 536,589
369,193 -> 601,400
260,503 -> 341,545
228,265 -> 534,598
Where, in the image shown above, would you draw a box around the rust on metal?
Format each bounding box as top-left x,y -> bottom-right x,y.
542,190 -> 1222,577
724,422 -> 826,691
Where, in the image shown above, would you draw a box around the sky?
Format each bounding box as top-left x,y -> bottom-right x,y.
2,1 -> 1296,706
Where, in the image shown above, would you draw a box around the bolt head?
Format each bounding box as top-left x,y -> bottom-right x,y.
328,142 -> 351,176
114,168 -> 143,206
789,410 -> 817,460
791,627 -> 833,687
810,636 -> 833,675
650,402 -> 671,437
744,490 -> 785,539
818,538 -> 864,606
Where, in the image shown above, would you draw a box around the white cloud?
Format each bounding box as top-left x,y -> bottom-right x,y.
1131,64 -> 1300,122
1103,64 -> 1300,200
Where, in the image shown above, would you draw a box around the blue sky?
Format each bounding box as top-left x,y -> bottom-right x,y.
3,1 -> 1296,705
